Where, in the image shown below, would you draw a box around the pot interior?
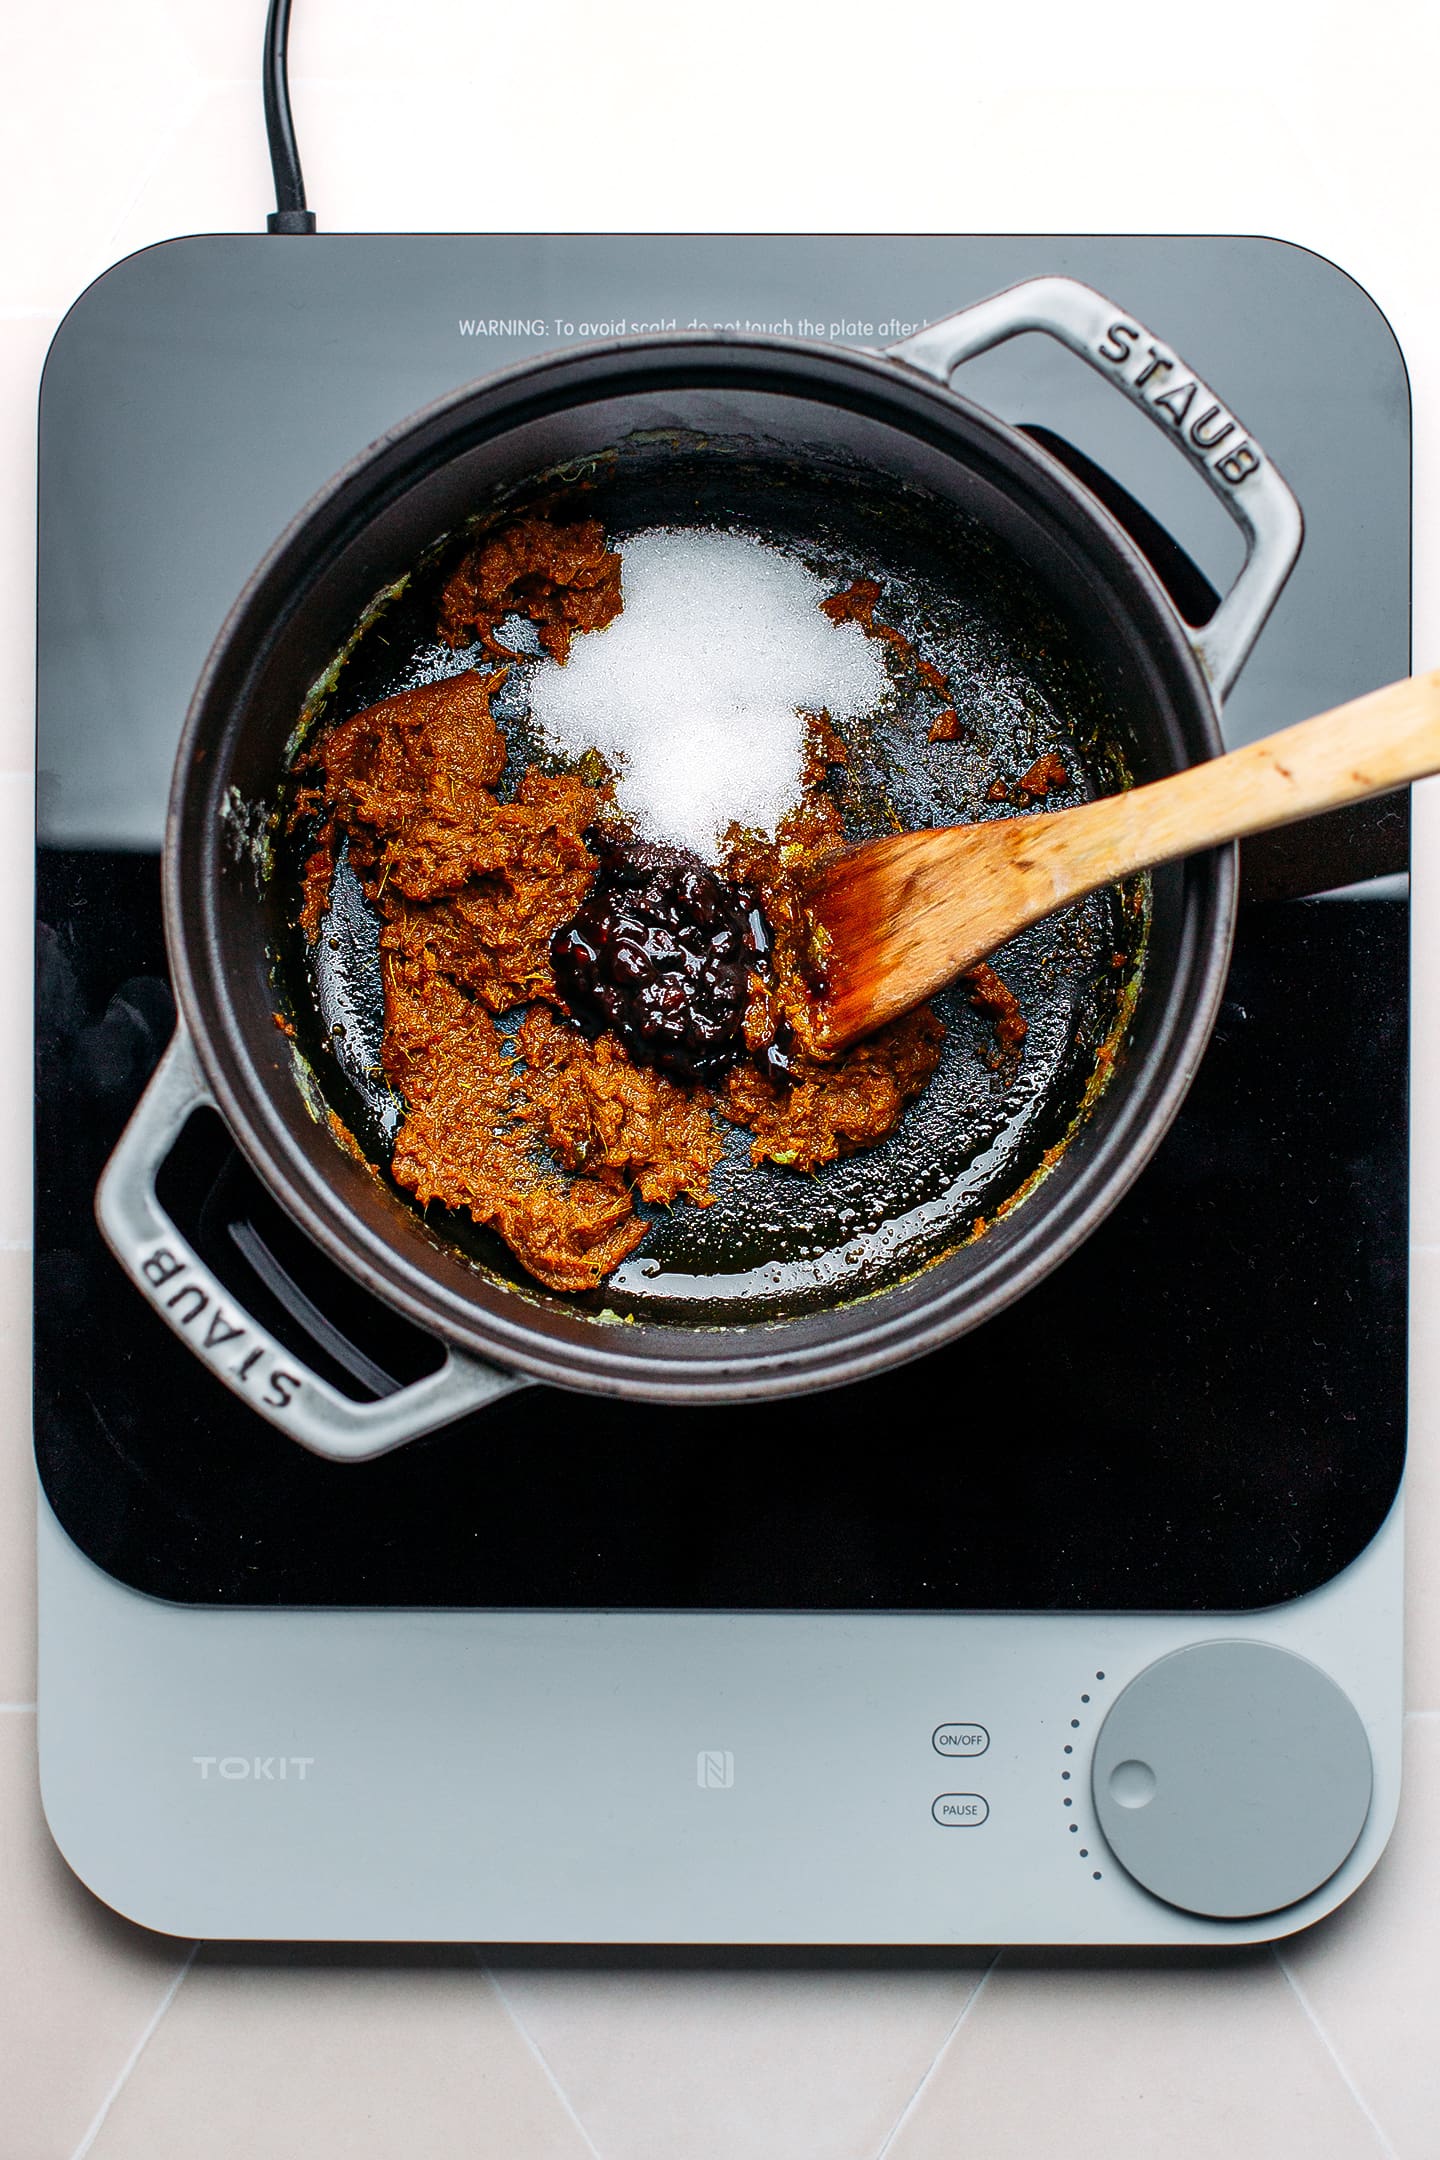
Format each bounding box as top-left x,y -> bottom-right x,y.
275,437 -> 1150,1326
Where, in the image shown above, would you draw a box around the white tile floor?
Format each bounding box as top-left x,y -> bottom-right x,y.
487,1963 -> 995,2160
3,1 -> 1440,2154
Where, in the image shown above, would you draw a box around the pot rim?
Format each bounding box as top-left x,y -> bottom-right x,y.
165,327 -> 1238,1401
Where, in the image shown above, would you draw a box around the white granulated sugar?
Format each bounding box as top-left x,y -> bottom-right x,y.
525,528 -> 888,859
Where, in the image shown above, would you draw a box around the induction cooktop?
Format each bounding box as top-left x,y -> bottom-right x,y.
34,234 -> 1409,1942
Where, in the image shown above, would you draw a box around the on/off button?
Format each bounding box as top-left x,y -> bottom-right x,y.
933,1723 -> 989,1757
932,1793 -> 989,1827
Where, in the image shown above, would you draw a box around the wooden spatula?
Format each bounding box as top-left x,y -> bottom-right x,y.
803,671 -> 1440,1052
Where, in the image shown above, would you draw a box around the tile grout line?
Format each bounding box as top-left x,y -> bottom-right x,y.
872,1949 -> 1004,2160
1271,1947 -> 1400,2160
474,1955 -> 607,2160
68,1940 -> 201,2160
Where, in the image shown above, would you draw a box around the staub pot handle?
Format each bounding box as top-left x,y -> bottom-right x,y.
889,275 -> 1304,701
95,1030 -> 532,1462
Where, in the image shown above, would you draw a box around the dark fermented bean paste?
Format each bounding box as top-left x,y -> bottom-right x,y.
291,513 -> 1023,1293
552,836 -> 781,1084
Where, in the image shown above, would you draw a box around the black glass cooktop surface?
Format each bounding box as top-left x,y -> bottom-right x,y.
33,234 -> 1410,1611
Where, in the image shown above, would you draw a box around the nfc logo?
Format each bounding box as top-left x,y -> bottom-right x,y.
696,1749 -> 735,1789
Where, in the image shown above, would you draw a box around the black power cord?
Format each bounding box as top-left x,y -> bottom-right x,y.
263,0 -> 316,233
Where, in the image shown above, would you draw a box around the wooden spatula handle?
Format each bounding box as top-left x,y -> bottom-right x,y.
809,671 -> 1440,1051
1023,669 -> 1440,905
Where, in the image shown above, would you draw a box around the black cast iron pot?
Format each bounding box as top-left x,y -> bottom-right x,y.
97,277 -> 1302,1461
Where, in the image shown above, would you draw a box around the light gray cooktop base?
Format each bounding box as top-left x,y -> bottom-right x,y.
37,1491 -> 1402,1944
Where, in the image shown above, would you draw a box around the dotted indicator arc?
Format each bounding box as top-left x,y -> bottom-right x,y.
1059,1670 -> 1110,1882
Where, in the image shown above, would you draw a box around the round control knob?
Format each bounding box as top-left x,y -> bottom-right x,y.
1091,1641 -> 1373,1919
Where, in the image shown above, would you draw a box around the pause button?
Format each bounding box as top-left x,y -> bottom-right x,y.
932,1793 -> 989,1827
